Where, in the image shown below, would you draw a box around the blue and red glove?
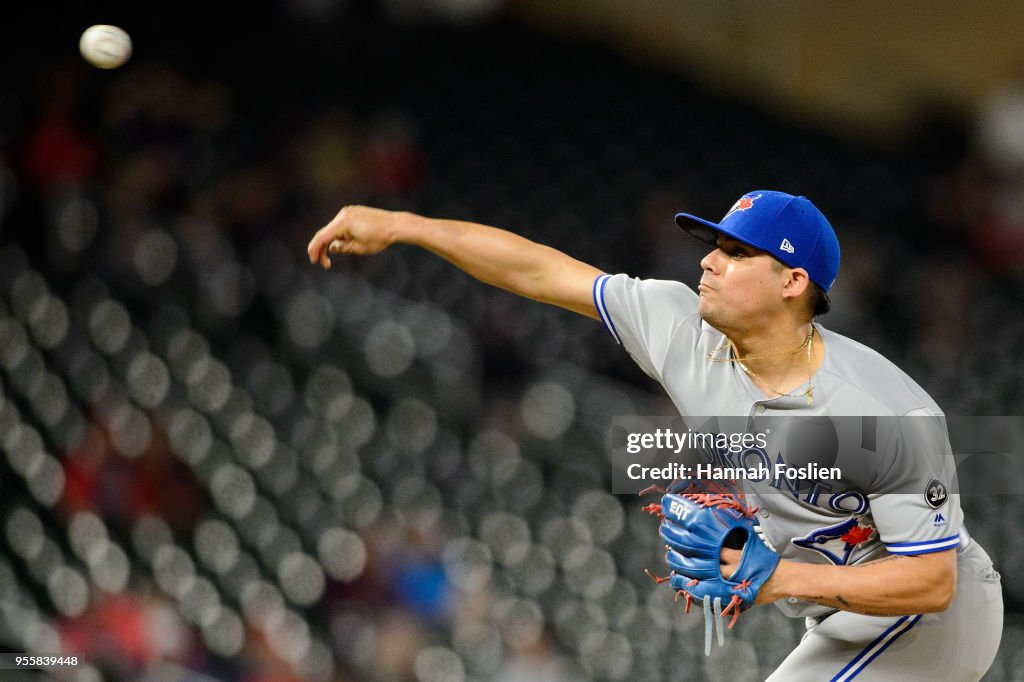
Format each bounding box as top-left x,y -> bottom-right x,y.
646,489 -> 780,655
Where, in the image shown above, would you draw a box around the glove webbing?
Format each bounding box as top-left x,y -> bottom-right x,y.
641,487 -> 758,521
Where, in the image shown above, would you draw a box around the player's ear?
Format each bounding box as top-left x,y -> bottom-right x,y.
781,267 -> 811,301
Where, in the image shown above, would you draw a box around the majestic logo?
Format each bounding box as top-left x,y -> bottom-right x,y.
779,238 -> 795,254
933,513 -> 947,527
793,516 -> 875,565
723,194 -> 762,219
925,478 -> 948,509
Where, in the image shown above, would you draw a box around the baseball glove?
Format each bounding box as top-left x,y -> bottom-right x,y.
644,485 -> 780,655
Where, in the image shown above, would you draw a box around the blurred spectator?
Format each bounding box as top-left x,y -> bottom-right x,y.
362,111 -> 426,199
289,109 -> 364,208
59,591 -> 193,678
971,62 -> 1024,282
61,410 -> 206,535
21,65 -> 98,193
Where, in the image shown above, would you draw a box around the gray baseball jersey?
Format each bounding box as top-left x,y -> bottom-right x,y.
594,273 -> 1002,679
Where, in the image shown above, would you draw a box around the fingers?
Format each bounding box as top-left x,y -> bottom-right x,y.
307,227 -> 333,268
306,205 -> 389,268
307,206 -> 354,269
719,546 -> 742,579
720,547 -> 742,562
313,240 -> 331,269
307,227 -> 323,263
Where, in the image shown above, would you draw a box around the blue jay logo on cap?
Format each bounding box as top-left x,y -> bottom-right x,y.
723,193 -> 762,219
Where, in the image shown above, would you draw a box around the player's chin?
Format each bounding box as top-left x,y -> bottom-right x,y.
698,304 -> 728,332
697,297 -> 714,319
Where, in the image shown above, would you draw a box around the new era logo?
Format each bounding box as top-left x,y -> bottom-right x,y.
780,238 -> 795,254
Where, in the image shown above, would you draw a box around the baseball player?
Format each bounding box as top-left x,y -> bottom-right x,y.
307,191 -> 1003,680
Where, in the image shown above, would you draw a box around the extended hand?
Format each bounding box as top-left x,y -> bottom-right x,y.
307,205 -> 401,269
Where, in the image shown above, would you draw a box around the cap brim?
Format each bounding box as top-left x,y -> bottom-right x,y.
675,213 -> 722,247
675,212 -> 766,254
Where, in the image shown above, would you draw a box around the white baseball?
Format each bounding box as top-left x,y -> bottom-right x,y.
79,25 -> 132,69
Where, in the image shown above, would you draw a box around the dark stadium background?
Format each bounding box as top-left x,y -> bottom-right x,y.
1,1 -> 1022,680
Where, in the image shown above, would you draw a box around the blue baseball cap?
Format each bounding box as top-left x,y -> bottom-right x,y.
675,190 -> 841,292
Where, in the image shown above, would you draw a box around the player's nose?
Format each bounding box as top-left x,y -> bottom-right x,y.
700,248 -> 723,273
